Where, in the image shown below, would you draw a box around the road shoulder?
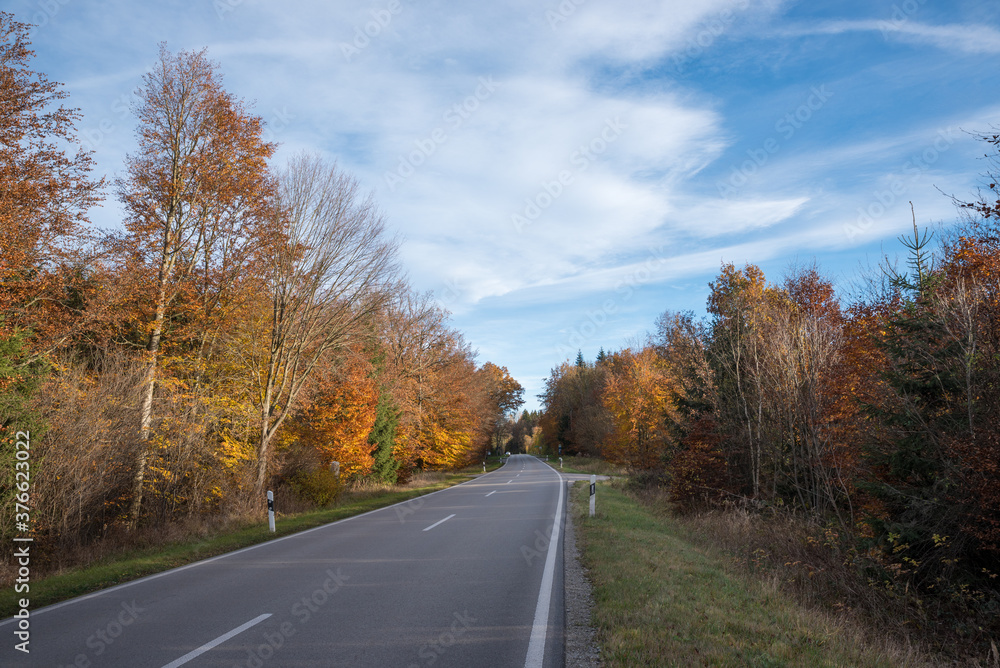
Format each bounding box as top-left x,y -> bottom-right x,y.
563,481 -> 601,667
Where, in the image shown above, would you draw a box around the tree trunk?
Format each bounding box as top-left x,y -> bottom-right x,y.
129,243 -> 171,528
256,404 -> 271,495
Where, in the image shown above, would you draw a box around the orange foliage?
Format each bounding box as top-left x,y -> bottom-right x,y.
836,300 -> 896,497
600,347 -> 677,470
113,43 -> 279,375
0,13 -> 102,344
938,219 -> 1000,552
293,352 -> 379,477
374,290 -> 505,473
538,359 -> 608,457
668,417 -> 727,508
415,352 -> 490,470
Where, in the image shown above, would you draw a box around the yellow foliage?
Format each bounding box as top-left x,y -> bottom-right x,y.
601,347 -> 678,470
218,429 -> 256,469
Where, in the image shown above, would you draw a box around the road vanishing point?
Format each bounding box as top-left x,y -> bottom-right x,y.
2,455 -> 569,667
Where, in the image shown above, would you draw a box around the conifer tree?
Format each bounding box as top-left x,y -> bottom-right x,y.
0,326 -> 49,541
368,391 -> 400,484
865,207 -> 967,580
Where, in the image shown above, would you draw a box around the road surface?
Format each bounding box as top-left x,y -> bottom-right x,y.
1,454 -> 565,667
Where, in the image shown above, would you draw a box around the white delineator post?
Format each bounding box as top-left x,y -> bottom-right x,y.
589,475 -> 596,518
267,490 -> 275,533
559,457 -> 563,469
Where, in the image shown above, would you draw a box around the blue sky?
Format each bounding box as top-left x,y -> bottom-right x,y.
13,0 -> 1000,409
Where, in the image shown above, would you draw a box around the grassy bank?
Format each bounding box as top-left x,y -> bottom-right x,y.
1,467 -> 493,618
572,480 -> 915,667
550,454 -> 626,476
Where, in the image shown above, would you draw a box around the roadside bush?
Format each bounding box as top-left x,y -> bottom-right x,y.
289,467 -> 342,507
31,351 -> 142,552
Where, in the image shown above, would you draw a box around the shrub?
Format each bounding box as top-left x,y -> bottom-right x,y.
289,467 -> 342,507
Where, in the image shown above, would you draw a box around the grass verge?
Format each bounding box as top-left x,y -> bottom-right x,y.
573,480 -> 906,667
552,455 -> 626,477
1,469 -> 489,619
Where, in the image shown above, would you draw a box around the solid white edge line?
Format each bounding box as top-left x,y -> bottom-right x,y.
524,460 -> 564,668
0,456 -> 520,626
160,613 -> 271,668
422,513 -> 456,532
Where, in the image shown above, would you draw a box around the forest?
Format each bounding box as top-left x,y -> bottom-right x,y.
0,14 -> 524,569
540,163 -> 1000,652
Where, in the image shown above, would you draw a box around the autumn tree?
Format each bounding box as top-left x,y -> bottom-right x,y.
413,345 -> 490,469
0,12 -> 103,542
848,216 -> 970,588
290,349 -> 379,477
943,132 -> 1000,554
0,12 -> 102,347
508,410 -> 539,454
703,262 -> 854,518
938,243 -> 1000,556
539,358 -> 609,456
370,286 -> 512,471
855,198 -> 1000,592
654,311 -> 714,423
770,267 -> 850,519
478,362 -> 524,456
114,44 -> 277,523
375,289 -> 460,474
706,263 -> 776,498
600,346 -> 677,471
653,311 -> 729,506
249,153 -> 398,493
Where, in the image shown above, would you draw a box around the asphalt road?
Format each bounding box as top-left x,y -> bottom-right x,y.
1,454 -> 566,667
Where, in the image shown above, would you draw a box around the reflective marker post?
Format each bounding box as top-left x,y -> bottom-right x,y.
267,490 -> 275,533
589,475 -> 596,518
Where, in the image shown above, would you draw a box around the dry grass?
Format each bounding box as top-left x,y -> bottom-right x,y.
345,470 -> 451,499
558,454 -> 628,476
575,479 -> 949,667
632,487 -> 999,667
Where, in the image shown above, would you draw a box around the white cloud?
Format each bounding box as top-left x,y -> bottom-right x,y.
674,196 -> 811,237
549,0 -> 758,63
354,72 -> 727,305
783,19 -> 1000,54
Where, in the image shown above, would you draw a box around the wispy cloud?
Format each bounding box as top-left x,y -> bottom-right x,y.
780,19 -> 1000,54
